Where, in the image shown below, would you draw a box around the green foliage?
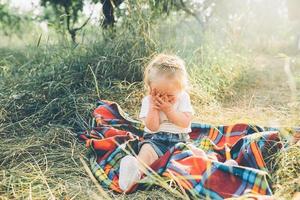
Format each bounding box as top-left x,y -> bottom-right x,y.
189,44 -> 249,103
41,0 -> 84,23
148,0 -> 180,16
40,0 -> 87,42
0,4 -> 22,35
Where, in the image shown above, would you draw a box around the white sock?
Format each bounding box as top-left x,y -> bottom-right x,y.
119,155 -> 141,192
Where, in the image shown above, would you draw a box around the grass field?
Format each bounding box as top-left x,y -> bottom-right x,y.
0,17 -> 300,200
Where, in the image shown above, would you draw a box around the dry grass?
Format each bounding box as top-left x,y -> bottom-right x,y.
0,129 -> 182,200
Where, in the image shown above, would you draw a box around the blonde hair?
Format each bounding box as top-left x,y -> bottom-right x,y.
143,53 -> 189,94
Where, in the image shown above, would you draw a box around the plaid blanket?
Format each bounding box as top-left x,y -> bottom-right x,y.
77,99 -> 285,199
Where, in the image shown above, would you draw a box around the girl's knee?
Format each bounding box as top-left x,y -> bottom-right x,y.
138,143 -> 159,165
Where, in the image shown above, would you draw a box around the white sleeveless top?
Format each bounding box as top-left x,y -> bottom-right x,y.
138,91 -> 194,134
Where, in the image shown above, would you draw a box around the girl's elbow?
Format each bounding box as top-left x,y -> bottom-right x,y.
145,122 -> 159,132
179,122 -> 190,128
146,125 -> 159,132
148,127 -> 159,132
178,119 -> 191,128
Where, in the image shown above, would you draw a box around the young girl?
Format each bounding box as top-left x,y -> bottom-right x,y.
118,53 -> 195,192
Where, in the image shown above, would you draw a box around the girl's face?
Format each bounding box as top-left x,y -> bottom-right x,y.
150,77 -> 181,99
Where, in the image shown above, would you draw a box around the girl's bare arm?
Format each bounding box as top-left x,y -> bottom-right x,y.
164,109 -> 192,128
144,89 -> 161,132
145,103 -> 160,132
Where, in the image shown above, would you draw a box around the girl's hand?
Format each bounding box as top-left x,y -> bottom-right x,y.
149,88 -> 160,110
151,88 -> 176,103
159,92 -> 176,105
167,95 -> 176,104
154,93 -> 174,113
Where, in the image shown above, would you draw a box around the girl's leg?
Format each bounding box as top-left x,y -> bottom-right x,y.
137,143 -> 159,173
119,155 -> 141,191
119,143 -> 159,192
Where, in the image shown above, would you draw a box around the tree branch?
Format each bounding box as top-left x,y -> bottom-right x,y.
178,0 -> 202,25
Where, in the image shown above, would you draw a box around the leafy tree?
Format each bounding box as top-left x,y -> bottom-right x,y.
0,3 -> 22,35
38,0 -> 218,41
40,0 -> 91,42
95,0 -> 124,28
92,0 -> 202,28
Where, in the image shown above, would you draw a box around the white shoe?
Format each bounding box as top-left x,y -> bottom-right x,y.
119,155 -> 141,192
